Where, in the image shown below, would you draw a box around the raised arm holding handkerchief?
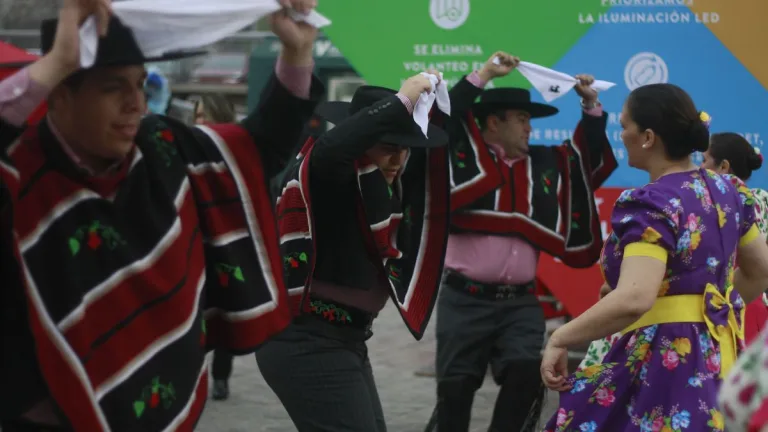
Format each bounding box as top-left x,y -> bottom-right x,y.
0,0 -> 326,429
261,70 -> 452,431
424,51 -> 618,432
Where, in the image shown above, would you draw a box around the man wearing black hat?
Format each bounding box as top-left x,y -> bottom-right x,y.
0,0 -> 323,430
427,52 -> 617,431
259,71 -> 451,431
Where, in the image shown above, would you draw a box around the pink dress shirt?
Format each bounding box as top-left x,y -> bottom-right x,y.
444,71 -> 604,285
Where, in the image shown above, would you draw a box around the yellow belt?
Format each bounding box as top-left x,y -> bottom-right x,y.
620,284 -> 744,378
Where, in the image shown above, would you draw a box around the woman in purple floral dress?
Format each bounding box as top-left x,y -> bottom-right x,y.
540,83 -> 768,432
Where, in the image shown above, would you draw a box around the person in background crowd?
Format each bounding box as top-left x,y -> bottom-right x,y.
192,93 -> 240,401
259,72 -> 451,432
0,0 -> 323,429
195,94 -> 236,126
426,52 -> 615,432
701,132 -> 768,344
144,65 -> 171,115
540,83 -> 768,430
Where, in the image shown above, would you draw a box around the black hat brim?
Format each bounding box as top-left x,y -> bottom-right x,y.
316,101 -> 448,149
84,50 -> 208,68
472,101 -> 559,119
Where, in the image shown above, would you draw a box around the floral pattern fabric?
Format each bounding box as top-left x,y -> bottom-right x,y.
750,188 -> 768,236
717,186 -> 768,432
544,169 -> 756,432
719,325 -> 768,432
580,187 -> 768,368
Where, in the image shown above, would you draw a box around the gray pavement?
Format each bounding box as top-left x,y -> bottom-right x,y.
197,303 -> 561,432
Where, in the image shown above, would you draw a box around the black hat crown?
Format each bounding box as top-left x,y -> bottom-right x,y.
347,86 -> 398,115
473,87 -> 559,119
314,85 -> 448,148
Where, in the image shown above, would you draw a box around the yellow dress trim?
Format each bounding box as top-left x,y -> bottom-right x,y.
624,242 -> 668,263
621,283 -> 743,378
739,224 -> 760,247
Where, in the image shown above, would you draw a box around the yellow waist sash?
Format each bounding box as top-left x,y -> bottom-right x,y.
620,284 -> 743,378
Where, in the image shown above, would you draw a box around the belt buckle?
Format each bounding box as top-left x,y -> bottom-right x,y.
495,284 -> 518,300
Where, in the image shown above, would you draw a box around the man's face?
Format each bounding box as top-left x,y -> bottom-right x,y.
52,65 -> 147,165
487,109 -> 532,158
365,143 -> 409,184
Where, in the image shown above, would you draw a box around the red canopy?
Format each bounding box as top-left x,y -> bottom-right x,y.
0,42 -> 46,124
0,41 -> 38,67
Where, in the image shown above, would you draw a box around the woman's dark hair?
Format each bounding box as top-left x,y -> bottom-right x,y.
709,132 -> 763,181
625,83 -> 709,160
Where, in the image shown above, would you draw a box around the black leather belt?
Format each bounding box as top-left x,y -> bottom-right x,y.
444,270 -> 534,301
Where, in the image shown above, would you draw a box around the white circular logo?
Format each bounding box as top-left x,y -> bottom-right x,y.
624,52 -> 669,91
429,0 -> 470,30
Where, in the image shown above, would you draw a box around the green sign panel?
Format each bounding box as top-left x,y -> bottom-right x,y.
317,1 -> 604,89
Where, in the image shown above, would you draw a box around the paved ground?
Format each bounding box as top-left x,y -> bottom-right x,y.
196,303 -> 562,432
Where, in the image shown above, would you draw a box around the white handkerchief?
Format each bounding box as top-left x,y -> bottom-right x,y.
79,0 -> 332,68
493,57 -> 615,103
413,72 -> 450,137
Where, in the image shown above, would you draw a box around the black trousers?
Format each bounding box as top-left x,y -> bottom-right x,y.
211,349 -> 233,381
256,316 -> 387,432
432,272 -> 546,431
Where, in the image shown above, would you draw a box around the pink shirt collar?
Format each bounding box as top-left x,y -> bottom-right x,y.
486,142 -> 524,168
46,115 -> 125,177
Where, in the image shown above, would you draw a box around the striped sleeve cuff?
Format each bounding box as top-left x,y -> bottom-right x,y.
395,93 -> 414,115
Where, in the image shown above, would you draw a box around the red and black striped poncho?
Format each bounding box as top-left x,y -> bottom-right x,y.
0,75 -> 320,430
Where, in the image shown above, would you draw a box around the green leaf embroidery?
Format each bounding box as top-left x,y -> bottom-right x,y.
457,161 -> 466,168
299,252 -> 308,262
68,238 -> 80,255
233,267 -> 245,282
133,400 -> 145,418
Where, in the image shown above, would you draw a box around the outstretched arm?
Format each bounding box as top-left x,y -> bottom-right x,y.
448,52 -> 519,118
238,3 -> 324,179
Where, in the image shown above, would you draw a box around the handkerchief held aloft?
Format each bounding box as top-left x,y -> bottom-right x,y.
413,72 -> 450,138
493,57 -> 615,103
79,0 -> 332,68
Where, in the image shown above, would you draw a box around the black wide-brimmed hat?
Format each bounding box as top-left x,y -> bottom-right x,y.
315,86 -> 448,148
472,88 -> 559,119
41,16 -> 205,68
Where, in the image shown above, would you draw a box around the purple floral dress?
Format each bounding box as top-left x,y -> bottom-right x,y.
543,169 -> 757,432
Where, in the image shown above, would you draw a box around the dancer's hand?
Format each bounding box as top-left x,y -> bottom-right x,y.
478,51 -> 519,82
574,74 -> 598,104
541,335 -> 571,392
271,0 -> 318,66
31,0 -> 112,86
398,69 -> 440,106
